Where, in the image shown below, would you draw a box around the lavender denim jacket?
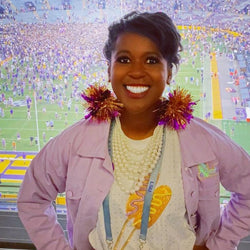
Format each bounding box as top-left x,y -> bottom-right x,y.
17,117 -> 250,250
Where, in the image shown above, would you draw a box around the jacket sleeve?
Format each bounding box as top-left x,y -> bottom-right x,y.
17,133 -> 72,250
204,123 -> 250,250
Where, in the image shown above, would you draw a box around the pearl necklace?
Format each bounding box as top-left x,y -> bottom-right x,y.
112,118 -> 164,194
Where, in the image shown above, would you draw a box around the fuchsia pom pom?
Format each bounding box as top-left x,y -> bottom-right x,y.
82,84 -> 196,129
81,84 -> 123,122
157,88 -> 197,130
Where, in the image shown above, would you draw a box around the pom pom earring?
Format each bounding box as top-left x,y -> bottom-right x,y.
81,84 -> 196,130
156,88 -> 197,130
81,84 -> 123,122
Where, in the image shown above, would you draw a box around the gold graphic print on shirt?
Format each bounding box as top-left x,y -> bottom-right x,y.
113,176 -> 172,249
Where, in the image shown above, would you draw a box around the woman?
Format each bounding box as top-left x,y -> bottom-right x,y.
17,12 -> 250,250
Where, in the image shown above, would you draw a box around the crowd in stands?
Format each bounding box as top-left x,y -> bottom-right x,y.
0,0 -> 249,150
1,0 -> 249,14
0,0 -> 249,27
0,14 -> 248,107
1,21 -> 109,111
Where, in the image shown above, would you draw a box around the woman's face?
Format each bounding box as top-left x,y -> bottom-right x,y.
108,32 -> 170,115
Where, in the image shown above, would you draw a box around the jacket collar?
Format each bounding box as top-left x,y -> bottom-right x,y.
76,117 -> 217,170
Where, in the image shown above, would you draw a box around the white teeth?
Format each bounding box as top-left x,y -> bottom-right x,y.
126,85 -> 149,94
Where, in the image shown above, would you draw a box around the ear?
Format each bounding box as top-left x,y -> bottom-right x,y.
166,69 -> 172,85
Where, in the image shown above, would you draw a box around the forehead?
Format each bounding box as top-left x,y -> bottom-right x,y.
113,32 -> 160,54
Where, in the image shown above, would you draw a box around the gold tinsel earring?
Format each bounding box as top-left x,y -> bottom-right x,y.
156,87 -> 197,130
81,83 -> 123,122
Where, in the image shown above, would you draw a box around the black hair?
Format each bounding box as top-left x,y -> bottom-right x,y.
103,11 -> 183,69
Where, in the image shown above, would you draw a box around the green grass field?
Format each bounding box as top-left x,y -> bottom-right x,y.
0,96 -> 82,152
0,30 -> 249,155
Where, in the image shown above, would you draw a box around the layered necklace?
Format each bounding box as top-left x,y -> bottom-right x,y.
112,117 -> 164,194
103,119 -> 166,249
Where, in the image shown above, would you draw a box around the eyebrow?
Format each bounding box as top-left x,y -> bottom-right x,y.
114,50 -> 162,57
113,50 -> 129,56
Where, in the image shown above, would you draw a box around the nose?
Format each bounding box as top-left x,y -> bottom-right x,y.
128,61 -> 146,78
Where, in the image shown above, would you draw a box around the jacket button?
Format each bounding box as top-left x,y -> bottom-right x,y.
190,191 -> 195,197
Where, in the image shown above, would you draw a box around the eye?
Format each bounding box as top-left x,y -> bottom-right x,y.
116,56 -> 130,64
146,56 -> 160,64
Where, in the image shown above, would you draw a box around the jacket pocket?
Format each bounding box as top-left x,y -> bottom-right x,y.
197,164 -> 220,235
65,175 -> 86,224
198,162 -> 220,200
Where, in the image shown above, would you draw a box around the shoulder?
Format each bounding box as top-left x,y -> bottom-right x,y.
180,117 -> 233,145
185,117 -> 225,137
56,118 -> 110,142
42,119 -> 111,156
177,117 -> 247,166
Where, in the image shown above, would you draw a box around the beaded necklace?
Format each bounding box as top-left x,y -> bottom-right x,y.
112,117 -> 164,194
103,119 -> 166,249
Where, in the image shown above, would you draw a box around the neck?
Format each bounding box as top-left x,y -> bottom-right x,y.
119,110 -> 158,140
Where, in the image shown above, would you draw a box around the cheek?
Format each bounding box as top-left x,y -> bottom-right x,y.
156,72 -> 168,87
158,76 -> 168,95
109,65 -> 122,80
153,66 -> 169,83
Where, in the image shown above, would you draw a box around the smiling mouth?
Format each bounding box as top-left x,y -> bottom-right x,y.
125,85 -> 149,94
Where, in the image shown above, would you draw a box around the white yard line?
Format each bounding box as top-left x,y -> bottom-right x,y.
33,92 -> 41,151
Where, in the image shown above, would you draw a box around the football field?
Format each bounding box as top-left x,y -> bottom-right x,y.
0,27 -> 249,210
